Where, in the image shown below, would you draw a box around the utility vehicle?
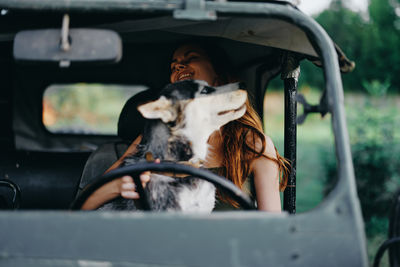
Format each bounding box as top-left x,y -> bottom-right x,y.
0,0 -> 398,266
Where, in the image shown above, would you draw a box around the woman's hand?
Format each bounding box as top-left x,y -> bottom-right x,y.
119,158 -> 160,199
119,174 -> 149,199
81,159 -> 159,209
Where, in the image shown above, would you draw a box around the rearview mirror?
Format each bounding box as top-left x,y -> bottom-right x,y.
13,29 -> 122,66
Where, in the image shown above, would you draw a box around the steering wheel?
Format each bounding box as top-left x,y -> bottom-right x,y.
71,162 -> 256,210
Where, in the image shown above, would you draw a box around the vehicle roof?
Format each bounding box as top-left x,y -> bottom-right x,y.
0,1 -> 353,74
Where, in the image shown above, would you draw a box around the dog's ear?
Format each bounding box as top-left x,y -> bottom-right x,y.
137,96 -> 177,123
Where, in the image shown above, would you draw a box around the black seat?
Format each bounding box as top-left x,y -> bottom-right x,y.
77,89 -> 156,195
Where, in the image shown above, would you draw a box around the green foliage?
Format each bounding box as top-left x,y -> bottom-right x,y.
320,81 -> 399,264
362,79 -> 390,97
306,0 -> 400,92
324,81 -> 400,222
366,216 -> 389,237
316,1 -> 400,226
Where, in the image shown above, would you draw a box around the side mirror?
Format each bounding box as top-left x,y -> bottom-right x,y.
13,28 -> 122,67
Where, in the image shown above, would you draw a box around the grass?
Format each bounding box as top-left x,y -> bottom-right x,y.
264,88 -> 334,213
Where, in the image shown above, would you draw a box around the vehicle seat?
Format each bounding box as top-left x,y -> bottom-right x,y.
77,89 -> 156,195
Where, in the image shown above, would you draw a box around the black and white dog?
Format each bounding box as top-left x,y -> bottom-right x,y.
100,80 -> 247,212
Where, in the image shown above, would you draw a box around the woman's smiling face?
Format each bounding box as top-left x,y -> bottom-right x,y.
170,44 -> 219,86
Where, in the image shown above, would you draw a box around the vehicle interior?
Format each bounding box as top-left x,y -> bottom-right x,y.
1,23 -> 286,210
0,1 -> 374,266
0,8 -> 331,211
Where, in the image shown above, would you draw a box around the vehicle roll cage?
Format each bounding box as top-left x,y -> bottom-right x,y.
0,1 -> 369,266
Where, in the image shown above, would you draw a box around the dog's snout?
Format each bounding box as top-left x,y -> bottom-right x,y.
235,90 -> 247,100
235,90 -> 246,96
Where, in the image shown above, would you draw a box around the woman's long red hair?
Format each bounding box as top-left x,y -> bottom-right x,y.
217,98 -> 290,206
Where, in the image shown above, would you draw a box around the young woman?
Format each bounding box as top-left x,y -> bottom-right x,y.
81,42 -> 289,211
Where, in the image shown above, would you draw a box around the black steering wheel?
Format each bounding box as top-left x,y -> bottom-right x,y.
71,162 -> 256,210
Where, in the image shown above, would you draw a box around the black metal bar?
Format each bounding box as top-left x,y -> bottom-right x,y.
283,78 -> 297,213
0,179 -> 21,209
389,189 -> 400,266
282,53 -> 300,214
373,237 -> 400,267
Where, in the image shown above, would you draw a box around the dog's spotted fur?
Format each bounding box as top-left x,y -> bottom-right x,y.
99,80 -> 247,212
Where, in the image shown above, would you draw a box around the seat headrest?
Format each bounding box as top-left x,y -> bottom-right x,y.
117,89 -> 157,142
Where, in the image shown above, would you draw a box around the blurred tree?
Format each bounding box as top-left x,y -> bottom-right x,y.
324,79 -> 400,230
363,0 -> 400,91
299,0 -> 400,92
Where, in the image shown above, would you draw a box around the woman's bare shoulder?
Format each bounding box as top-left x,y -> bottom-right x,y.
264,135 -> 277,155
246,132 -> 277,158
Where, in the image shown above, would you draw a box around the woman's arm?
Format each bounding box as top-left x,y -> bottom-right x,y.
81,176 -> 141,210
251,135 -> 282,212
81,136 -> 146,210
105,136 -> 142,173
